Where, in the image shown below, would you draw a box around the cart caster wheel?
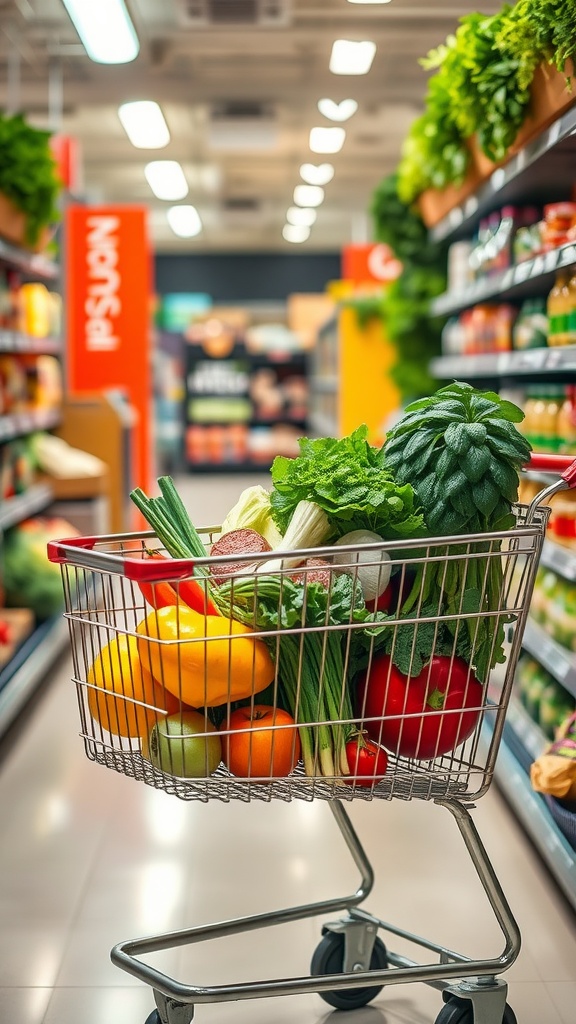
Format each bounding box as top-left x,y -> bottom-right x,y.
144,1013 -> 160,1024
310,931 -> 388,1010
435,995 -> 518,1024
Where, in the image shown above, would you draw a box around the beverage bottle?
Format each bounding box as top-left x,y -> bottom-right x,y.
566,267 -> 576,346
557,386 -> 576,456
547,272 -> 567,346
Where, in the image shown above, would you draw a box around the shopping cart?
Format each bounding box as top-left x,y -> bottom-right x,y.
47,453 -> 576,1024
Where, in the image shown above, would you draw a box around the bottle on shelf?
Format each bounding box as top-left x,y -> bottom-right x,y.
547,271 -> 569,346
557,386 -> 576,456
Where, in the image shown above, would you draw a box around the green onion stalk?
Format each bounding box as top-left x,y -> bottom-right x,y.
213,576 -> 354,778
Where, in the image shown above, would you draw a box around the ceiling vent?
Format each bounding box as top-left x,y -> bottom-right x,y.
208,102 -> 278,151
180,0 -> 291,27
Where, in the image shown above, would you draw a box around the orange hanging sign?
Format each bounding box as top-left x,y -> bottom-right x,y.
342,243 -> 403,284
65,205 -> 153,494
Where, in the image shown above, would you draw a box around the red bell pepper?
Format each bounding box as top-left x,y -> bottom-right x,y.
138,550 -> 220,616
358,654 -> 483,760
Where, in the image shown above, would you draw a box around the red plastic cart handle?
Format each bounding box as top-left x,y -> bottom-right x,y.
527,453 -> 576,486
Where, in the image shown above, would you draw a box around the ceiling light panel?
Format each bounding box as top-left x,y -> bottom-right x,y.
330,40 -> 377,76
61,0 -> 139,64
299,163 -> 334,186
317,99 -> 358,122
286,207 -> 317,227
283,224 -> 310,243
145,161 -> 189,201
293,185 -> 324,208
167,205 -> 202,238
309,127 -> 346,154
118,102 -> 170,149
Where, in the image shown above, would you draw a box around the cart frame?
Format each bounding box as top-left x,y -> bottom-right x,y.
48,454 -> 576,1024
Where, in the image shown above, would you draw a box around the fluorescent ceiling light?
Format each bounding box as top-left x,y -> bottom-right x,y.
167,205 -> 202,238
145,161 -> 189,201
293,185 -> 324,208
317,98 -> 358,122
286,207 -> 317,227
283,225 -> 310,244
299,163 -> 334,186
347,1 -> 392,5
330,39 -> 376,76
309,127 -> 346,154
118,102 -> 170,149
61,0 -> 139,64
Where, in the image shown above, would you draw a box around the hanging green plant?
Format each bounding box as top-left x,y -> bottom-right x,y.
0,112 -> 62,246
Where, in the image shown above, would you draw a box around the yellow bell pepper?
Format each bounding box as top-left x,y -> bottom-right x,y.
136,605 -> 275,708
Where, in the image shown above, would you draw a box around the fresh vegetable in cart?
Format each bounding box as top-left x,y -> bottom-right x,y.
85,382 -> 533,784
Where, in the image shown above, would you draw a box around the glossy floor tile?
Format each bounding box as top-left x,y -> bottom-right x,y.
0,474 -> 575,1024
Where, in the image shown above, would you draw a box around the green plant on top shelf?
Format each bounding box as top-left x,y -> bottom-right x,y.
397,73 -> 470,206
0,112 -> 61,246
397,0 -> 576,204
503,0 -> 576,81
421,8 -> 532,164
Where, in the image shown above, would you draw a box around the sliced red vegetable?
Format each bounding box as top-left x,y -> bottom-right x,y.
289,558 -> 334,590
358,654 -> 483,760
344,734 -> 388,786
138,550 -> 219,616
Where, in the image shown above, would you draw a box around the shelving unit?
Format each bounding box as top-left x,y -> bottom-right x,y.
426,103 -> 576,901
430,103 -> 576,244
184,342 -> 310,471
432,242 -> 576,318
0,329 -> 61,355
0,238 -> 65,740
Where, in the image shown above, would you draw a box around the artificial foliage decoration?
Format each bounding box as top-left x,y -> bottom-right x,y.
0,112 -> 61,245
397,0 -> 576,204
355,174 -> 446,401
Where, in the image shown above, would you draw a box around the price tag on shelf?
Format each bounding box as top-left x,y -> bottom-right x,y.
513,349 -> 547,371
559,244 -> 576,268
515,261 -> 533,283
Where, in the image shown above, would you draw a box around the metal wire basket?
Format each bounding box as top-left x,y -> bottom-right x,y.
48,500 -> 549,806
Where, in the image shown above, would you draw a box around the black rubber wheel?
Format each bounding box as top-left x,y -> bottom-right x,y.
435,995 -> 518,1024
144,1012 -> 160,1024
310,931 -> 388,1010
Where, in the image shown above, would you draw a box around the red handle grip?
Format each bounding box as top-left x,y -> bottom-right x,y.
527,454 -> 576,486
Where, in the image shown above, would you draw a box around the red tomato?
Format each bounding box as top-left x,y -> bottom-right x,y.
368,585 -> 394,614
344,735 -> 388,786
221,705 -> 301,779
358,654 -> 483,760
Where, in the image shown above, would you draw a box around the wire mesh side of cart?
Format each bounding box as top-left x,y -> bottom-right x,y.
52,503 -> 549,805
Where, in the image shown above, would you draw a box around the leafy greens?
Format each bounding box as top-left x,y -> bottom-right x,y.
270,425 -> 424,540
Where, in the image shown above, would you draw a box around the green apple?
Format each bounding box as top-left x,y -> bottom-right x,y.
144,711 -> 222,778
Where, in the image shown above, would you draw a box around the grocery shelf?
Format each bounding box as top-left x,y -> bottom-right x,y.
431,345 -> 576,383
486,722 -> 576,910
522,618 -> 576,700
540,538 -> 576,581
0,483 -> 54,532
506,695 -> 548,761
0,330 -> 61,355
0,237 -> 59,281
432,242 -> 576,317
431,104 -> 576,244
0,614 -> 68,739
0,408 -> 61,442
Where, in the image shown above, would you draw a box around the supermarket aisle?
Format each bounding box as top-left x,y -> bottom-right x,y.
0,475 -> 575,1024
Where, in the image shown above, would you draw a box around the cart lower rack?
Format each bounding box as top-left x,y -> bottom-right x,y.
47,454 -> 576,1024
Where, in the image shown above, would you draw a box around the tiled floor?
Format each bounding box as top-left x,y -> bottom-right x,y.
1,475 -> 575,1024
